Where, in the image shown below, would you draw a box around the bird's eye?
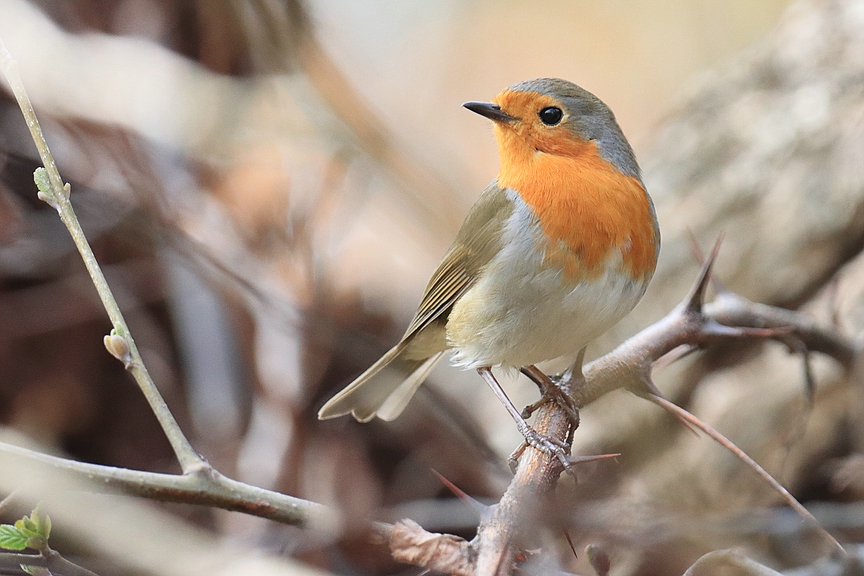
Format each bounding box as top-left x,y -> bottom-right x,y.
538,106 -> 563,126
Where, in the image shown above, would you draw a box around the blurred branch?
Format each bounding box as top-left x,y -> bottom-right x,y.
297,37 -> 464,234
647,394 -> 843,556
0,37 -> 335,531
0,37 -> 203,476
389,519 -> 475,576
0,543 -> 99,576
233,0 -> 466,233
0,441 -> 332,528
682,549 -> 782,576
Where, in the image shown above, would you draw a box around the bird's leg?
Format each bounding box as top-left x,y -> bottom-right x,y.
477,367 -> 571,469
521,364 -> 581,431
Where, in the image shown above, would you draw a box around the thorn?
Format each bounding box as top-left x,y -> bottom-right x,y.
634,383 -> 699,436
687,231 -> 729,295
431,469 -> 487,515
566,453 -> 621,465
564,529 -> 579,559
683,234 -> 723,314
701,320 -> 793,339
627,370 -> 664,399
554,348 -> 586,390
653,344 -> 700,369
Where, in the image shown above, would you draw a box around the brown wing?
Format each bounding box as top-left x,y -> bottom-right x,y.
403,182 -> 514,338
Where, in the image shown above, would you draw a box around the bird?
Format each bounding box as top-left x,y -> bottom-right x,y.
318,78 -> 659,433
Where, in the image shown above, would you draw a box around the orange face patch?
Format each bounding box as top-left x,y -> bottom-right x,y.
493,90 -> 589,157
492,90 -> 658,282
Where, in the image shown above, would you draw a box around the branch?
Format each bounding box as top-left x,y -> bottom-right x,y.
1,546 -> 101,576
0,37 -> 202,475
646,394 -> 844,557
0,441 -> 336,530
683,549 -> 782,576
389,519 -> 475,576
577,284 -> 855,410
0,38 -> 336,535
389,253 -> 856,573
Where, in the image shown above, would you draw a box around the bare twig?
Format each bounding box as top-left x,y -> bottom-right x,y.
0,38 -> 336,535
0,38 -> 203,475
0,441 -> 335,530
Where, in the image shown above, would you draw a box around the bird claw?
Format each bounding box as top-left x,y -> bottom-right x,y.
521,395 -> 550,419
508,443 -> 526,473
514,422 -> 573,474
520,365 -> 581,429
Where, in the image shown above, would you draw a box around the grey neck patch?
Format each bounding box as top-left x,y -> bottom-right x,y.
508,78 -> 643,182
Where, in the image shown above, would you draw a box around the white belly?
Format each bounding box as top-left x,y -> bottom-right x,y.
446,191 -> 649,368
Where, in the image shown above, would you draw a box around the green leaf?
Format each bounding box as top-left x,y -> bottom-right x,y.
40,514 -> 50,540
12,508 -> 51,541
0,524 -> 28,550
15,517 -> 40,539
31,506 -> 50,540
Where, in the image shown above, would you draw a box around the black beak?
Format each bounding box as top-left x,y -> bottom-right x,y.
463,101 -> 517,124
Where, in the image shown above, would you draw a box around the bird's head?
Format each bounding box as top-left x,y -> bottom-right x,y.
463,78 -> 640,179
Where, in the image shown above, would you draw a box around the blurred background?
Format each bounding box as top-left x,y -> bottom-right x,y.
2,0 -> 864,574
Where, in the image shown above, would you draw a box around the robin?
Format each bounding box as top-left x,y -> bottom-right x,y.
318,78 -> 659,447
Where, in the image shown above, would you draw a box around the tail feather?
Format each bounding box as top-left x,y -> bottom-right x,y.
376,352 -> 444,421
317,345 -> 443,422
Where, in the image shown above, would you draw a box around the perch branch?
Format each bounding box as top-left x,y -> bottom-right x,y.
390,248 -> 856,573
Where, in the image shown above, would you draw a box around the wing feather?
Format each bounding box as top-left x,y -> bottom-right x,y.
404,182 -> 513,338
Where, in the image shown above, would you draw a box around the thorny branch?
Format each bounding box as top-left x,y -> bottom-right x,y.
389,244 -> 857,575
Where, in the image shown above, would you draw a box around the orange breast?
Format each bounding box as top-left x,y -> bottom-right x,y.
496,129 -> 657,282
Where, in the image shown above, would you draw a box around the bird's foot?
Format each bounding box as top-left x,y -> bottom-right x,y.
520,395 -> 550,419
510,421 -> 572,474
476,366 -> 574,475
520,366 -> 581,430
